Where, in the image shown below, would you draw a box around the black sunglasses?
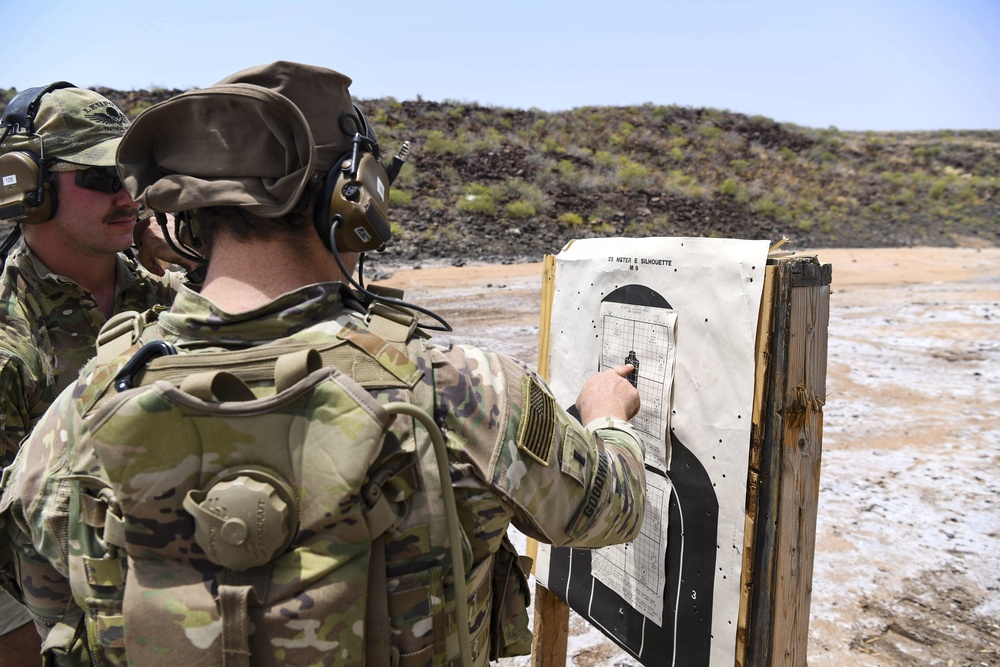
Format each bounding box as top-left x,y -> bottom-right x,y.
75,167 -> 123,194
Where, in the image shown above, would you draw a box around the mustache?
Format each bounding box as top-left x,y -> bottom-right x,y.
103,206 -> 140,223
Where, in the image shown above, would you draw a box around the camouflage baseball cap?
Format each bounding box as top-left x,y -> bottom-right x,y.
117,61 -> 357,218
34,87 -> 130,167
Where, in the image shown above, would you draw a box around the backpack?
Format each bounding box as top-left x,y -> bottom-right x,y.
55,307 -> 475,667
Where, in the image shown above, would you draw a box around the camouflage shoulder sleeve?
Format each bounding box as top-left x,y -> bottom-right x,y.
0,353 -> 33,468
0,379 -> 84,626
151,268 -> 184,303
124,262 -> 181,311
432,344 -> 646,549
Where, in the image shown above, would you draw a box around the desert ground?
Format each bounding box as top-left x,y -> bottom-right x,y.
376,243 -> 1000,667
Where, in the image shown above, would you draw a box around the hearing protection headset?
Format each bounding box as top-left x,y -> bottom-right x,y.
0,81 -> 75,226
311,106 -> 455,330
314,104 -> 409,253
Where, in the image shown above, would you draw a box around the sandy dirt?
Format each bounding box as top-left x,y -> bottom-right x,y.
377,245 -> 1000,667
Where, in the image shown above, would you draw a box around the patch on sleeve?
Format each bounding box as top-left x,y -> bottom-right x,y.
515,376 -> 556,466
580,450 -> 610,521
567,449 -> 612,539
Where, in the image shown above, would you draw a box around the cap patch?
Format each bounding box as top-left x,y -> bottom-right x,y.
516,377 -> 556,466
84,103 -> 128,130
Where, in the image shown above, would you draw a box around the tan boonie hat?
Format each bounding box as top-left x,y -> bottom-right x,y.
117,61 -> 358,218
34,87 -> 130,167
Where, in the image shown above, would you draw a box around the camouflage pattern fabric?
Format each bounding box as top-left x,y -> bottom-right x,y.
0,237 -> 180,466
0,282 -> 646,666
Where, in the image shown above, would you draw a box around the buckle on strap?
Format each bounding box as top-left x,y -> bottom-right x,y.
364,300 -> 420,343
96,311 -> 146,365
363,468 -> 406,538
67,475 -> 127,551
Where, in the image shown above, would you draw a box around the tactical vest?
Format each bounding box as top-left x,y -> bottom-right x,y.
43,300 -> 531,667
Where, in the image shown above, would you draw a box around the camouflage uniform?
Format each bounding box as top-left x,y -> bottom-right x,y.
0,237 -> 180,467
0,281 -> 645,666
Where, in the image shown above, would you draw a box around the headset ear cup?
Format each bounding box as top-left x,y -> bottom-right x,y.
315,152 -> 392,253
0,151 -> 56,225
175,213 -> 203,253
1,81 -> 75,226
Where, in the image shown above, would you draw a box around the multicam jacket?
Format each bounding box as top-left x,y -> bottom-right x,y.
0,238 -> 180,466
0,282 -> 646,666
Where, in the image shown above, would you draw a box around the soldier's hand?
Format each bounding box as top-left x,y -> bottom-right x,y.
575,364 -> 641,424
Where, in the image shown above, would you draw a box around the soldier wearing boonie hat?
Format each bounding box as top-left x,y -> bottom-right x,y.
1,62 -> 647,667
0,85 -> 184,664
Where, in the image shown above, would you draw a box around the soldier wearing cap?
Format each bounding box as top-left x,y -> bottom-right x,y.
0,62 -> 645,666
0,85 -> 184,663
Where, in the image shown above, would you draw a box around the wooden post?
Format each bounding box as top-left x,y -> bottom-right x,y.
741,255 -> 831,666
529,254 -> 570,667
736,263 -> 779,666
530,586 -> 570,667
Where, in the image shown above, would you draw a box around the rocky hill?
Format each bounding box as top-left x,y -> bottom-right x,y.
4,86 -> 998,262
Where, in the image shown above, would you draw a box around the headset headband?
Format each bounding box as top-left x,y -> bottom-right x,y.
1,81 -> 75,135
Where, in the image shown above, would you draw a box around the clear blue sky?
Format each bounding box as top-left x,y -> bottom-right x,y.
4,0 -> 998,131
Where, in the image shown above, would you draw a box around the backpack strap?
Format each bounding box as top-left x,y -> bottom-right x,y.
129,328 -> 423,393
135,340 -> 336,388
274,348 -> 322,393
146,348 -> 324,403
336,322 -> 423,387
363,466 -> 403,667
215,568 -> 270,667
219,584 -> 255,667
366,537 -> 392,667
95,308 -> 163,366
179,371 -> 257,402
